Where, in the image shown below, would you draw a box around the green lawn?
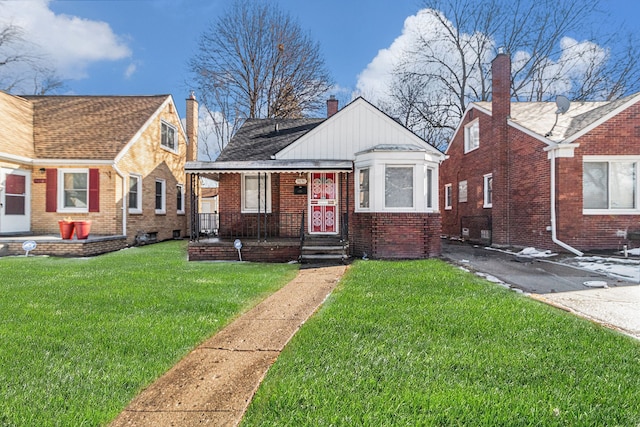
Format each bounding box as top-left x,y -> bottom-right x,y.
0,241 -> 298,426
242,259 -> 640,426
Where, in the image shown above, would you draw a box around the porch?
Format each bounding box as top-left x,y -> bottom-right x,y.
188,212 -> 349,263
0,234 -> 128,257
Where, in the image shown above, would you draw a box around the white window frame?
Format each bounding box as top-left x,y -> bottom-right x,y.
445,183 -> 452,210
58,168 -> 89,213
357,167 -> 371,210
128,174 -> 142,214
384,165 -> 415,209
464,119 -> 480,153
483,173 -> 493,208
155,178 -> 166,214
458,180 -> 468,203
176,183 -> 185,214
583,156 -> 640,215
241,173 -> 272,213
426,168 -> 434,209
160,121 -> 177,153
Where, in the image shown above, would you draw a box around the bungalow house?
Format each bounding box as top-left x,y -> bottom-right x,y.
0,91 -> 198,256
186,97 -> 444,262
440,53 -> 640,255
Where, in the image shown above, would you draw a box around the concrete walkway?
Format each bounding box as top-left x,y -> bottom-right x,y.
110,264 -> 346,427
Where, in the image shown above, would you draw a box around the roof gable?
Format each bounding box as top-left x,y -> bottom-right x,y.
0,91 -> 34,160
24,95 -> 170,160
276,97 -> 442,160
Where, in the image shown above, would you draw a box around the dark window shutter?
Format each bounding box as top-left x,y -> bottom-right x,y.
45,169 -> 57,212
89,169 -> 100,212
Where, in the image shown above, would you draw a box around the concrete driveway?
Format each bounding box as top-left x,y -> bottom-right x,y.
441,241 -> 640,341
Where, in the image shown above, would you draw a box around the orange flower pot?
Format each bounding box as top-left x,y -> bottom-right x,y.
74,220 -> 92,240
58,220 -> 75,240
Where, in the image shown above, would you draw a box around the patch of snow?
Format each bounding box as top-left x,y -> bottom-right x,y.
567,256 -> 640,283
518,247 -> 558,258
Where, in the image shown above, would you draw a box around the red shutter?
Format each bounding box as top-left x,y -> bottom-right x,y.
89,168 -> 100,212
45,169 -> 57,212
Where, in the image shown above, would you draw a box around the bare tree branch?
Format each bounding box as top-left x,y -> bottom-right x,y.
188,0 -> 333,158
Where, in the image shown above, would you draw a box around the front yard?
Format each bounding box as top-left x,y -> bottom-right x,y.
2,244 -> 640,426
0,241 -> 297,426
242,260 -> 640,426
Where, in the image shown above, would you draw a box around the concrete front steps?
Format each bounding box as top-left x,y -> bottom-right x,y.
300,235 -> 349,264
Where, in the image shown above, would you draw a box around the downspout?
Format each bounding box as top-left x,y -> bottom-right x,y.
112,163 -> 127,236
549,148 -> 583,256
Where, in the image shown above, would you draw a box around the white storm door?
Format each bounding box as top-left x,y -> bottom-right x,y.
0,169 -> 31,233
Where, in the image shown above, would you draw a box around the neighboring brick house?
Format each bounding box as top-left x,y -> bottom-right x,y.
0,91 -> 198,255
186,97 -> 445,261
440,53 -> 640,255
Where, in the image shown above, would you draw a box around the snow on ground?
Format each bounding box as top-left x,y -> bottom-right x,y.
566,256 -> 640,283
485,245 -> 640,283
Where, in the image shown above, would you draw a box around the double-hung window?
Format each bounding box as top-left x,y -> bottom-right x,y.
242,173 -> 271,213
161,121 -> 177,152
129,174 -> 142,213
176,184 -> 185,214
584,158 -> 637,212
358,168 -> 370,209
59,169 -> 88,212
458,180 -> 468,203
483,174 -> 493,208
155,178 -> 166,214
385,166 -> 414,208
464,120 -> 479,153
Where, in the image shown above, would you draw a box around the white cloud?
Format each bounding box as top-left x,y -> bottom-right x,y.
124,63 -> 137,79
0,0 -> 131,79
355,12 -> 420,102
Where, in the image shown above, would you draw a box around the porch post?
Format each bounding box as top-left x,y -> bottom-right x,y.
263,172 -> 268,241
257,172 -> 261,241
189,173 -> 199,241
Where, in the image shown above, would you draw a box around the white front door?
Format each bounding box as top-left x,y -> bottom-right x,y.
0,169 -> 31,233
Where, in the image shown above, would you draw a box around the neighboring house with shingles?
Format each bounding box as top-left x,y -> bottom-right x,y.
440,53 -> 640,254
186,97 -> 444,262
0,91 -> 198,256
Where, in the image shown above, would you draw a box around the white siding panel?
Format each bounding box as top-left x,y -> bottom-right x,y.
276,98 -> 437,160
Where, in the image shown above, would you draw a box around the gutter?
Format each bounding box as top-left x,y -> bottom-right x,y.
112,163 -> 127,236
548,148 -> 583,256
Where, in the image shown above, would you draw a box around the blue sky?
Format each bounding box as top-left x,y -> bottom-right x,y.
1,0 -> 638,118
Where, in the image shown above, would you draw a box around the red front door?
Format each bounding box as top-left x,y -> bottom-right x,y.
310,172 -> 338,234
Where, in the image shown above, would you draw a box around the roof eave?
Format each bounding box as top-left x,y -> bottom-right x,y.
185,160 -> 353,173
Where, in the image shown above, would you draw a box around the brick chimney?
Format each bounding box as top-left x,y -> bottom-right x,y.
326,95 -> 338,117
491,52 -> 511,123
185,91 -> 198,162
491,51 -> 511,246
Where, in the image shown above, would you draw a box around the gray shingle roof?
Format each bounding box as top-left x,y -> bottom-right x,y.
217,118 -> 324,162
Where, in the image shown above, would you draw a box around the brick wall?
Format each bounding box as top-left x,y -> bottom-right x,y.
442,97 -> 640,252
2,236 -> 127,257
351,212 -> 441,259
216,171 -> 441,260
189,240 -> 300,262
555,101 -> 640,251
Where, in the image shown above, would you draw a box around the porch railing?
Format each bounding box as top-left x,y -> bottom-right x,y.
193,211 -> 348,243
196,212 -> 305,241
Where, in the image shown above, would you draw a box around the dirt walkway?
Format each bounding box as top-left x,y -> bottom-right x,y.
110,264 -> 346,427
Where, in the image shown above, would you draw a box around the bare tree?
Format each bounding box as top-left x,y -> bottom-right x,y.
0,21 -> 64,94
385,0 -> 640,149
189,0 -> 333,158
